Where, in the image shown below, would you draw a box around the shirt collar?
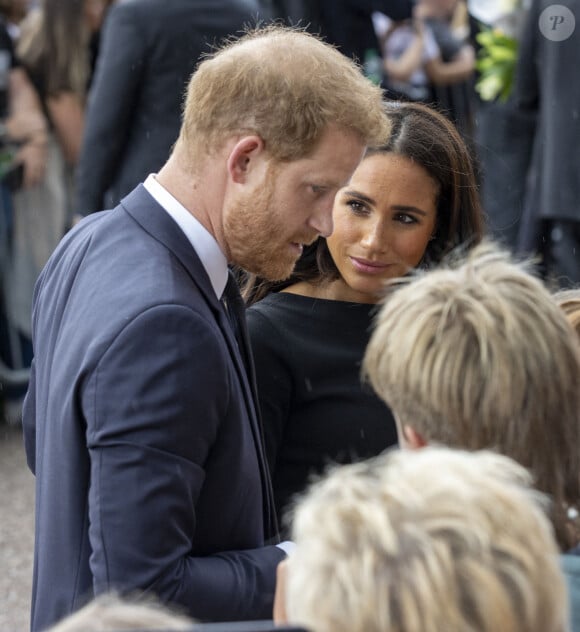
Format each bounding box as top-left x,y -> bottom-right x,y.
143,174 -> 228,299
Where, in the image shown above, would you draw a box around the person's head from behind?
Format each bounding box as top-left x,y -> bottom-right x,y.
554,288 -> 580,338
47,593 -> 193,631
246,101 -> 483,304
284,447 -> 567,632
175,25 -> 390,283
363,242 -> 580,549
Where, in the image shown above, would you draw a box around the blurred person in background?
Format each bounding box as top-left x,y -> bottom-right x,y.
74,0 -> 264,218
0,0 -> 50,421
2,0 -> 110,394
372,0 -> 475,113
510,0 -> 580,287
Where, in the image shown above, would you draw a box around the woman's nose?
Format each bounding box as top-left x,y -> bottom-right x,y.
360,222 -> 387,251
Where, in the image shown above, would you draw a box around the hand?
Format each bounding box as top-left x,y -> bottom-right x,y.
273,558 -> 289,624
16,139 -> 47,188
412,17 -> 426,36
459,44 -> 476,67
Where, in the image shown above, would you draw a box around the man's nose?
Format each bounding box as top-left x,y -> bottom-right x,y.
308,201 -> 334,238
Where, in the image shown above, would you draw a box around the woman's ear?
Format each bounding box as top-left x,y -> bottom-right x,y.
227,135 -> 265,184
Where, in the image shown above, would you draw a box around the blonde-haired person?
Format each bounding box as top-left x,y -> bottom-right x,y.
23,24 -> 389,632
48,593 -> 193,631
363,241 -> 580,629
278,447 -> 567,632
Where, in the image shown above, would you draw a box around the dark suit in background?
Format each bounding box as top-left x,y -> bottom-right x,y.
75,0 -> 262,215
24,186 -> 285,631
511,0 -> 580,285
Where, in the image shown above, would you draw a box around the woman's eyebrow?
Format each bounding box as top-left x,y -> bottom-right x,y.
392,205 -> 428,216
341,190 -> 375,205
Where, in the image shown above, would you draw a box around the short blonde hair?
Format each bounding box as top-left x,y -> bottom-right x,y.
48,593 -> 193,631
286,448 -> 567,632
363,242 -> 580,549
178,25 -> 390,162
554,288 -> 580,337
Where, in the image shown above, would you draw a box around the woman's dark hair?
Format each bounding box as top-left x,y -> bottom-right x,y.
243,101 -> 485,305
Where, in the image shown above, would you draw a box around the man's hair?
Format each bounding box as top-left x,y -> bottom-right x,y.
286,447 -> 567,632
47,593 -> 193,631
363,242 -> 580,549
178,25 -> 390,163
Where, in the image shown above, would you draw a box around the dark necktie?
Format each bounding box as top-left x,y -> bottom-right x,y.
221,270 -> 280,541
222,271 -> 253,377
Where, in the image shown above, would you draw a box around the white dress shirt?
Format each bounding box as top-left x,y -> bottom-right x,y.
143,174 -> 228,299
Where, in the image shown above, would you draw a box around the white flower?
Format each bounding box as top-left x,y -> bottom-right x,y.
468,0 -> 521,25
468,0 -> 530,38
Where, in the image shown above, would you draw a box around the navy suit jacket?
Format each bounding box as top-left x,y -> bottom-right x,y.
23,186 -> 284,632
75,0 -> 263,215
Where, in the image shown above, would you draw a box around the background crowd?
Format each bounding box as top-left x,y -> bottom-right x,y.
1,0 -> 579,417
0,0 -> 579,631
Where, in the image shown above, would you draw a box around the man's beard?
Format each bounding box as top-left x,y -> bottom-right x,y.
223,177 -> 300,282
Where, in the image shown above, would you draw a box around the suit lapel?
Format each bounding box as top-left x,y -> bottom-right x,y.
121,186 -> 278,540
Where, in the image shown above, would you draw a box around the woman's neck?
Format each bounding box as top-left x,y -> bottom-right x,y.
282,279 -> 380,304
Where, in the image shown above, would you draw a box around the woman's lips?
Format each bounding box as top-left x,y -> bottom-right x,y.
350,256 -> 392,275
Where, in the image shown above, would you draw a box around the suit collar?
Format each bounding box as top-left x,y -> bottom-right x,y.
120,184 -> 222,313
120,185 -> 278,539
142,174 -> 228,299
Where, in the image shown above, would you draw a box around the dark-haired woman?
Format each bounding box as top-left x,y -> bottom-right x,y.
245,101 -> 486,530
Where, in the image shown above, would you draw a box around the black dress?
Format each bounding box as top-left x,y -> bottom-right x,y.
247,291 -> 398,530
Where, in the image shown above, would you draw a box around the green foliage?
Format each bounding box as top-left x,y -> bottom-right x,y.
475,26 -> 518,102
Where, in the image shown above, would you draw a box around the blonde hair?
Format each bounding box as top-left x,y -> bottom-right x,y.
363,242 -> 580,550
177,25 -> 390,163
47,593 -> 193,631
554,288 -> 580,337
286,447 -> 567,632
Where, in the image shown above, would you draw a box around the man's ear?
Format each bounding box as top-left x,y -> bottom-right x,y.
227,135 -> 265,184
403,425 -> 428,450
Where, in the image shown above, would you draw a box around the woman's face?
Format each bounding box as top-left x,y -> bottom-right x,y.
326,153 -> 438,303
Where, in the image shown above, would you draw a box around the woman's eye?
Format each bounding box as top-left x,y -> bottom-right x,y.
347,200 -> 368,215
395,213 -> 419,225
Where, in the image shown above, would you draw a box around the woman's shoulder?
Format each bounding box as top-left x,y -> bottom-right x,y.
247,291 -> 317,322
